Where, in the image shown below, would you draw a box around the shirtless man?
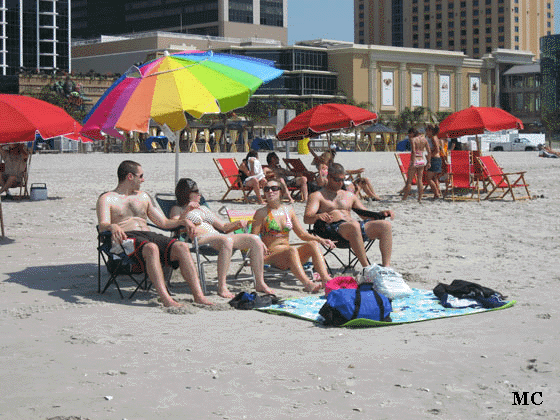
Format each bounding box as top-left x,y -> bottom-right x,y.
304,163 -> 395,268
96,160 -> 212,307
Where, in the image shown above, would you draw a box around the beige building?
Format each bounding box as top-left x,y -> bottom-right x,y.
355,0 -> 553,59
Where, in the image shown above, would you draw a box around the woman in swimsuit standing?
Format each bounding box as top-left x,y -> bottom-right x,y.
402,127 -> 431,202
425,124 -> 444,198
252,178 -> 335,293
170,178 -> 272,298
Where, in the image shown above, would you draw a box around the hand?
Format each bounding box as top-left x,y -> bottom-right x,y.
110,224 -> 128,244
321,238 -> 336,249
238,219 -> 248,229
328,209 -> 346,222
186,202 -> 200,212
384,210 -> 395,220
316,213 -> 333,223
183,219 -> 196,238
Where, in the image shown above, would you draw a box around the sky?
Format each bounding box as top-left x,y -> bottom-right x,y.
287,0 -> 560,45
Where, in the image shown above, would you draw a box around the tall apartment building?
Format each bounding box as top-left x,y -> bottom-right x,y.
1,0 -> 71,76
72,0 -> 287,44
355,0 -> 553,59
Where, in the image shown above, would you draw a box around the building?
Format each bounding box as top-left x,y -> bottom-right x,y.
540,34 -> 560,118
1,0 -> 71,76
500,62 -> 541,126
355,0 -> 553,59
72,0 -> 287,44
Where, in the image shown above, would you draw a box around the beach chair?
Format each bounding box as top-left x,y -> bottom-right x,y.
0,152 -> 32,199
394,152 -> 430,188
220,207 -> 314,282
445,150 -> 480,201
477,155 -> 531,201
283,158 -> 316,183
213,158 -> 252,203
96,226 -> 177,299
307,224 -> 375,275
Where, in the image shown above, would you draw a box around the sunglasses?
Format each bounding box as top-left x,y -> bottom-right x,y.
329,175 -> 345,183
133,173 -> 144,179
263,185 -> 282,192
191,189 -> 200,194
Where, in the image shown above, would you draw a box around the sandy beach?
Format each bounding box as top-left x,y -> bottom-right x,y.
0,150 -> 559,419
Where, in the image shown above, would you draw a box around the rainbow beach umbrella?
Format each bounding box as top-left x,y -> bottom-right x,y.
81,50 -> 283,140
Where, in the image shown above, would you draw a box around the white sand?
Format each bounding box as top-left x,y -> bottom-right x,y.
0,151 -> 559,419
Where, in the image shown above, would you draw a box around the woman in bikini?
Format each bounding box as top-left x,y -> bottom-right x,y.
252,178 -> 335,293
170,178 -> 273,298
402,127 -> 431,202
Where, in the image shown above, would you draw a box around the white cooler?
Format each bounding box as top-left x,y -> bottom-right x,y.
30,183 -> 48,201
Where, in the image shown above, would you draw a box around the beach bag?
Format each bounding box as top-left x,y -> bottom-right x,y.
324,276 -> 358,296
319,283 -> 392,326
228,292 -> 279,310
363,264 -> 413,299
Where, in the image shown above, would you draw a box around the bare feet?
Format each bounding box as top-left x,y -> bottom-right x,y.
304,282 -> 322,293
218,288 -> 235,299
256,283 -> 275,295
162,299 -> 183,308
194,296 -> 214,305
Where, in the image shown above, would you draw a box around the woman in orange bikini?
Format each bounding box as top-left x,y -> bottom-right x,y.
252,178 -> 335,292
402,127 -> 431,202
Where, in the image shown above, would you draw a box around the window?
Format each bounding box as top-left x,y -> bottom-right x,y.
460,1 -> 466,7
448,3 -> 454,9
424,5 -> 430,12
461,39 -> 466,45
474,28 -> 479,34
548,21 -> 552,28
413,16 -> 418,22
461,29 -> 466,36
486,0 -> 491,4
498,36 -> 504,42
474,0 -> 478,5
413,34 -> 418,40
486,17 -> 491,24
359,13 -> 364,18
474,19 -> 479,25
499,26 -> 504,32
436,31 -> 442,38
486,8 -> 491,14
515,17 -> 518,22
515,36 -> 519,42
359,21 -> 364,27
412,6 -> 418,12
449,21 -> 454,28
449,40 -> 454,47
436,22 -> 442,28
461,11 -> 466,17
448,12 -> 454,19
486,46 -> 492,53
424,42 -> 430,48
514,7 -> 519,13
498,7 -> 504,13
474,38 -> 479,44
413,25 -> 418,31
359,30 -> 364,36
474,48 -> 479,54
474,10 -> 478,16
449,30 -> 454,37
437,41 -> 442,47
425,33 -> 430,39
515,26 -> 518,32
461,20 -> 466,27
437,13 -> 442,20
498,16 -> 504,23
486,36 -> 492,42
436,4 -> 442,11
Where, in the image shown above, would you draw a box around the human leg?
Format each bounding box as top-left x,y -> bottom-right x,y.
359,177 -> 381,200
230,233 -> 273,294
296,176 -> 308,201
297,241 -> 331,286
416,167 -> 425,201
246,178 -> 264,204
198,235 -> 235,298
401,166 -> 416,200
141,242 -> 182,307
169,241 -> 212,305
336,220 -> 369,267
364,219 -> 393,267
265,245 -> 321,293
0,174 -> 17,195
279,178 -> 294,203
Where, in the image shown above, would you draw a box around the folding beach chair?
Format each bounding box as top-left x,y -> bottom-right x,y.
307,224 -> 375,275
96,227 -> 177,299
219,206 -> 314,282
394,152 -> 429,188
0,152 -> 32,199
213,157 -> 252,203
445,150 -> 480,201
477,155 -> 531,201
283,158 -> 316,183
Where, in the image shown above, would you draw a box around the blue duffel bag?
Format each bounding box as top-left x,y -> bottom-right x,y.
319,283 -> 392,326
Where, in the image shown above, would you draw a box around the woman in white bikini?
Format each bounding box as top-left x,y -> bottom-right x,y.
170,178 -> 272,298
252,178 -> 335,293
402,127 -> 431,202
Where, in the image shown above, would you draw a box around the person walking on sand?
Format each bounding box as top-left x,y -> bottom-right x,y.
96,160 -> 212,307
304,163 -> 394,269
170,178 -> 273,297
252,178 -> 335,293
425,124 -> 443,199
402,127 -> 430,202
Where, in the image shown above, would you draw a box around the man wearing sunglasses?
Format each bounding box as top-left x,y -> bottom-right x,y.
97,160 -> 212,307
304,163 -> 395,268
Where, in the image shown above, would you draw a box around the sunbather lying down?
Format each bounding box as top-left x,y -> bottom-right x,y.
538,145 -> 560,158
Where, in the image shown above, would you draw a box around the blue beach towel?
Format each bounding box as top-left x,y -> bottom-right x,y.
255,288 -> 515,328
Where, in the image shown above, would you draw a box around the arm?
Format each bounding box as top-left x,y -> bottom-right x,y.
290,207 -> 335,248
351,193 -> 394,220
250,207 -> 267,236
303,192 -> 332,224
211,212 -> 246,234
146,193 -> 194,233
96,192 -> 128,244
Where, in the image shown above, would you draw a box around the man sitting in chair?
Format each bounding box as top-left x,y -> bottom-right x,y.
97,160 -> 212,307
303,163 -> 395,268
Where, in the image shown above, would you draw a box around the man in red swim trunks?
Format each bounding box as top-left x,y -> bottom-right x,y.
96,160 -> 211,307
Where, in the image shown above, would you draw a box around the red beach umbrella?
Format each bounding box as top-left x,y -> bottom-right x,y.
0,94 -> 83,144
438,106 -> 523,139
277,103 -> 378,141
